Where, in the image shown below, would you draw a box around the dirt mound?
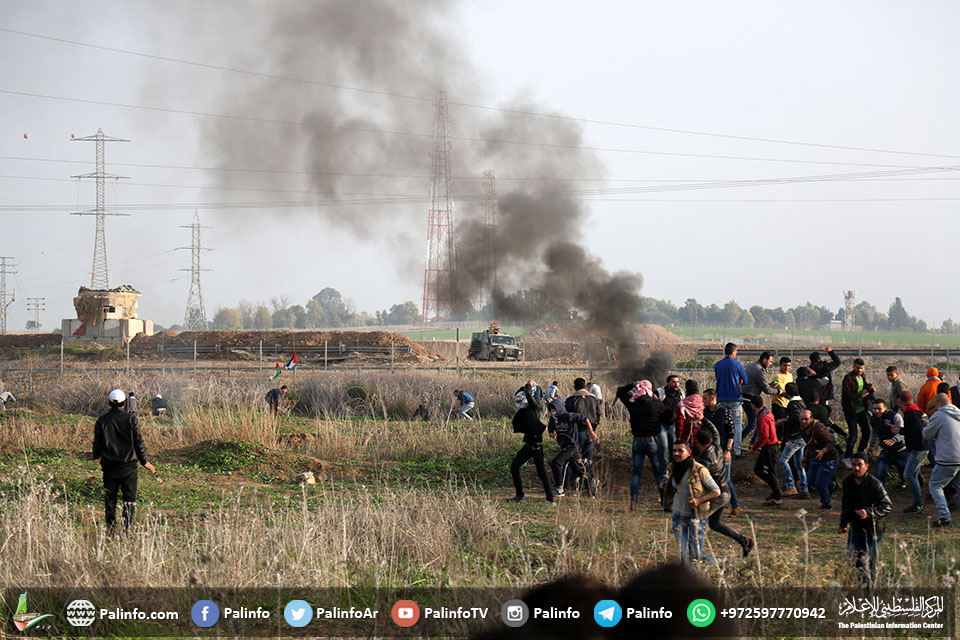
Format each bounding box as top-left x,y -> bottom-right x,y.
0,332 -> 61,357
129,329 -> 438,360
523,323 -> 683,345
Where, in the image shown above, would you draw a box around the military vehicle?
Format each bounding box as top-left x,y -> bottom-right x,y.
468,322 -> 523,361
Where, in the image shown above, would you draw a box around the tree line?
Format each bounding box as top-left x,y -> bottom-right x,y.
641,296 -> 947,333
205,288 -> 420,331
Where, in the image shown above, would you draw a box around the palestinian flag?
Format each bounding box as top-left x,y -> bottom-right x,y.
269,363 -> 282,380
285,351 -> 299,370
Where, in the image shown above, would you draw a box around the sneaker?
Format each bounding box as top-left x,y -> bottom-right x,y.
553,489 -> 565,498
796,491 -> 810,499
742,538 -> 755,558
820,503 -> 833,510
763,498 -> 782,506
782,488 -> 798,497
933,519 -> 952,528
589,478 -> 600,496
903,504 -> 925,514
506,495 -> 525,503
729,507 -> 741,518
545,499 -> 557,506
842,458 -> 853,469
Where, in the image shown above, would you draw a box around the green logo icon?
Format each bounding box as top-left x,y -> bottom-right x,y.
686,599 -> 716,627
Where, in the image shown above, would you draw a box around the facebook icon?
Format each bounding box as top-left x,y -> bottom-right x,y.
191,600 -> 220,627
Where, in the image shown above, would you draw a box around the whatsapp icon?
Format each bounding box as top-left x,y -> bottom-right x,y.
686,599 -> 716,628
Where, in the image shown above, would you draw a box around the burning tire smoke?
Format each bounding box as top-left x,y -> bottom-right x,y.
190,0 -> 672,383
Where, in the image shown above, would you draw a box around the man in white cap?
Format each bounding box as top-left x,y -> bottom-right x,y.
85,389 -> 156,531
151,393 -> 167,417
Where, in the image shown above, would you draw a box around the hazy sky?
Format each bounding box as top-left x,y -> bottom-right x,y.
1,1 -> 958,330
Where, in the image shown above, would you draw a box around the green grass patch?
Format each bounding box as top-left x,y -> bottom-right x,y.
193,440 -> 262,472
668,325 -> 960,347
39,343 -> 125,358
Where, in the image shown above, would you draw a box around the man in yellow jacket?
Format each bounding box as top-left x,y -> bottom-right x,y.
662,441 -> 720,563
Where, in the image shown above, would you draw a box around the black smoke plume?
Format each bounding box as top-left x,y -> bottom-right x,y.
186,0 -> 670,382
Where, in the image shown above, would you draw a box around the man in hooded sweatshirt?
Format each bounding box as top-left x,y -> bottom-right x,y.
547,399 -> 598,497
922,394 -> 960,528
508,381 -> 554,504
918,368 -> 943,417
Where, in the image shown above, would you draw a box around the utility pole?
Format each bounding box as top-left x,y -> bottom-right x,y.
70,129 -> 130,289
422,90 -> 456,325
479,169 -> 497,311
177,210 -> 212,330
0,256 -> 16,335
26,297 -> 45,333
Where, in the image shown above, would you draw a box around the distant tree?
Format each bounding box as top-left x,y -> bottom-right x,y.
888,297 -> 911,330
381,301 -> 421,325
783,310 -> 796,329
312,287 -> 351,326
942,318 -> 958,334
287,304 -> 308,329
253,305 -> 272,329
736,309 -> 755,328
237,300 -> 256,330
305,299 -> 325,328
212,307 -> 242,331
705,304 -> 723,325
25,320 -> 40,330
678,298 -> 705,324
721,300 -> 742,326
269,295 -> 292,313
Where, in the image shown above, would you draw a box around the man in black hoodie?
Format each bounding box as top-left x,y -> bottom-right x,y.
617,382 -> 667,508
86,389 -> 156,531
809,347 -> 842,403
508,381 -> 554,504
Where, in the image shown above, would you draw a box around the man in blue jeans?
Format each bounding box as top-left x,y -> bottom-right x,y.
714,342 -> 746,455
898,390 -> 928,514
777,383 -> 808,498
453,389 -> 475,420
617,382 -> 667,508
922,394 -> 960,528
800,410 -> 838,509
870,399 -> 908,488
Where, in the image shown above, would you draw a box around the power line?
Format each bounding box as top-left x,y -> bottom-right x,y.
2,26 -> 956,162
8,153 -> 960,184
4,194 -> 960,215
0,88 -> 923,169
6,163 -> 960,209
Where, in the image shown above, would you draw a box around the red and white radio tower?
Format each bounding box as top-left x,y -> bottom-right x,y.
422,90 -> 456,324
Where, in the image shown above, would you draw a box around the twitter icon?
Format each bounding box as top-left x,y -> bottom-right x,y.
593,600 -> 622,627
284,600 -> 313,628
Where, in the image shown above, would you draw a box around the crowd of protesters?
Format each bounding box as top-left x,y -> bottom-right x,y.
505,342 -> 960,586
